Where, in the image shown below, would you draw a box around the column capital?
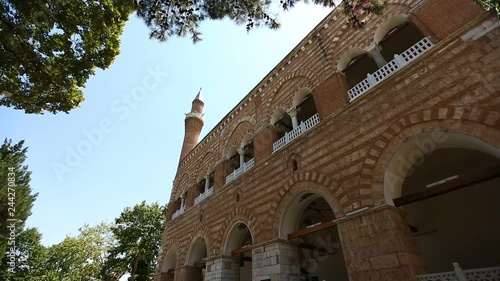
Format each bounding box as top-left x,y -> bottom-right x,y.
237,147 -> 244,155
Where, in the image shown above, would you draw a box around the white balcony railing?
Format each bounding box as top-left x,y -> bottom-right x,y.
348,37 -> 434,101
416,263 -> 500,281
172,205 -> 185,219
226,158 -> 255,184
194,186 -> 214,205
273,113 -> 320,152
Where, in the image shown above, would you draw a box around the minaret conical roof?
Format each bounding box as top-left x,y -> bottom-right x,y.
194,88 -> 203,102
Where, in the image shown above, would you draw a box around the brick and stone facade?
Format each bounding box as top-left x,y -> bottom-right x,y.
155,0 -> 500,280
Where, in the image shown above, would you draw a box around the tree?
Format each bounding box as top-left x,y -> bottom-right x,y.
0,227 -> 47,281
0,139 -> 37,255
1,0 -> 390,115
43,223 -> 116,281
134,0 -> 337,43
474,0 -> 500,16
0,0 -> 134,114
108,201 -> 167,281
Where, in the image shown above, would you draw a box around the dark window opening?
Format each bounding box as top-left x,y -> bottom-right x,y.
243,141 -> 254,162
296,94 -> 317,123
343,53 -> 379,87
198,179 -> 206,194
274,113 -> 293,138
379,22 -> 425,62
207,171 -> 215,188
229,153 -> 240,170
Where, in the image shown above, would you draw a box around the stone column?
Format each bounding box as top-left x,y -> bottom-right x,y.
370,47 -> 387,68
288,108 -> 299,129
180,194 -> 186,208
204,174 -> 210,190
205,256 -> 240,281
337,206 -> 425,281
252,241 -> 301,281
237,147 -> 245,167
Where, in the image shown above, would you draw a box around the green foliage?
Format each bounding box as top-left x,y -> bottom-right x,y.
474,0 -> 500,16
43,223 -> 116,281
0,227 -> 47,281
0,141 -> 166,280
0,139 -> 37,253
1,0 -> 389,114
0,0 -> 134,114
134,0 -> 337,43
108,201 -> 167,281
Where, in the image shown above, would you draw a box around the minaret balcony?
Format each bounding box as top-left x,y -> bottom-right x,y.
273,113 -> 320,152
348,37 -> 434,101
194,186 -> 214,205
226,158 -> 255,184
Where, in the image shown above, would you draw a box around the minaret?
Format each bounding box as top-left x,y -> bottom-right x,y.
179,88 -> 204,163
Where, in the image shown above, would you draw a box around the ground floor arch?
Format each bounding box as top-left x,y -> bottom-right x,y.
223,222 -> 253,281
184,236 -> 208,281
280,191 -> 349,281
385,132 -> 500,273
160,246 -> 178,281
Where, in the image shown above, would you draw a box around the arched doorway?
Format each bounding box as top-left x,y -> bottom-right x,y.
186,237 -> 207,281
224,222 -> 253,281
385,132 -> 500,273
160,246 -> 177,281
281,192 -> 349,281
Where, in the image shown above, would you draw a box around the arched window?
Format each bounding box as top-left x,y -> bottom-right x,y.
272,108 -> 293,138
227,148 -> 240,171
375,15 -> 426,62
338,47 -> 379,87
293,88 -> 319,125
194,171 -> 215,205
225,138 -> 256,184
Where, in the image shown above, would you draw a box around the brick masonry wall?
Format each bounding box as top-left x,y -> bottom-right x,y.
155,0 -> 499,280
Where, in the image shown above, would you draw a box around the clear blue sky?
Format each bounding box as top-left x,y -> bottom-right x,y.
0,3 -> 332,247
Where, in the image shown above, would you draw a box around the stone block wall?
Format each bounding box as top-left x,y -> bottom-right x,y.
252,242 -> 301,281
